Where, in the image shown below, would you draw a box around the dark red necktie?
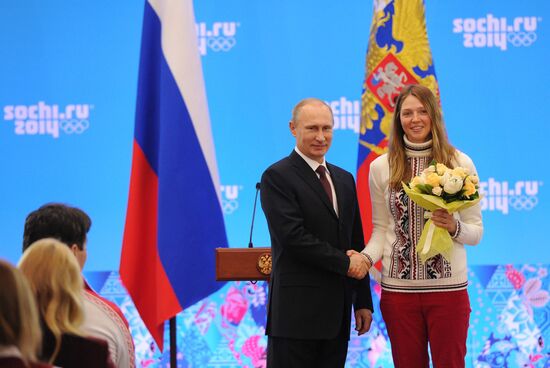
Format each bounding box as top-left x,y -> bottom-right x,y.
316,165 -> 333,204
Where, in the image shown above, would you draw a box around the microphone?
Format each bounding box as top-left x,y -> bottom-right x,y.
248,182 -> 261,248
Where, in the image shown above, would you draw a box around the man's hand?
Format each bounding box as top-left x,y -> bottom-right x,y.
354,308 -> 373,336
347,250 -> 370,279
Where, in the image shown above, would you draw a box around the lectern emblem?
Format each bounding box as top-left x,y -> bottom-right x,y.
256,253 -> 272,276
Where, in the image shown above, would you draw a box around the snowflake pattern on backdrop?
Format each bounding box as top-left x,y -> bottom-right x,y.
86,265 -> 550,367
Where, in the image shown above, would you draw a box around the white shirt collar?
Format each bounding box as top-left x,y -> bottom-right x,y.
294,147 -> 329,174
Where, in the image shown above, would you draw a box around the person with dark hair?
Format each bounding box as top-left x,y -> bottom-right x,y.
357,84 -> 483,367
23,203 -> 135,368
23,204 -> 91,269
260,98 -> 373,368
0,259 -> 52,368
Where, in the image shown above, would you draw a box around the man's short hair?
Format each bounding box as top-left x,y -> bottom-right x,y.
291,98 -> 333,126
22,203 -> 91,252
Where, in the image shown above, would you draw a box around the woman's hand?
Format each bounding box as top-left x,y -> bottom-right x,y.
430,209 -> 457,234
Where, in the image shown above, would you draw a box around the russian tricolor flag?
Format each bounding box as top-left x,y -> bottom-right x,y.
120,0 -> 227,350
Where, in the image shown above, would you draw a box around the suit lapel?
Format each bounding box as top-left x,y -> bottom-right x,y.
289,151 -> 338,219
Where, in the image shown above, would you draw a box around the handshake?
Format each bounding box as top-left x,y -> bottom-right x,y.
346,250 -> 371,280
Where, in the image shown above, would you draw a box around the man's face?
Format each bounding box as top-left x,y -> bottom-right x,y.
290,102 -> 333,163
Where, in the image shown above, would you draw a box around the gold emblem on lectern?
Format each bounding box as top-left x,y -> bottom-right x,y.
257,253 -> 272,276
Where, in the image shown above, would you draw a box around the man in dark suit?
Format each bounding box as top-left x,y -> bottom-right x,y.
260,98 -> 373,368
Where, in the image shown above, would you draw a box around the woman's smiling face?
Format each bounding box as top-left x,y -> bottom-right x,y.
399,95 -> 432,143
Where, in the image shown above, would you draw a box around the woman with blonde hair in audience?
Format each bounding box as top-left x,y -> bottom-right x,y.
0,259 -> 51,368
18,239 -> 114,368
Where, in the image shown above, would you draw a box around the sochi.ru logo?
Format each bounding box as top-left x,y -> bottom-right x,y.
453,14 -> 541,51
3,102 -> 92,138
479,178 -> 542,214
196,22 -> 240,56
327,97 -> 361,133
221,184 -> 242,215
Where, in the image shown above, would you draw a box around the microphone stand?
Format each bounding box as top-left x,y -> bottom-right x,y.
248,182 -> 261,248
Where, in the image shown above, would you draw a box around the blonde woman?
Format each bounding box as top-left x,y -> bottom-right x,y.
356,84 -> 483,367
18,239 -> 114,368
0,259 -> 52,368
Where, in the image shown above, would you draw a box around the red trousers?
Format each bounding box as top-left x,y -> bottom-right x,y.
380,289 -> 471,368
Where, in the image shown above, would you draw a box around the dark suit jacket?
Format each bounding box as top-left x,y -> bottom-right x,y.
260,150 -> 373,340
40,326 -> 114,368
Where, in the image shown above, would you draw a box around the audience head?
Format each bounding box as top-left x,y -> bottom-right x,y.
0,259 -> 42,362
18,238 -> 85,363
23,203 -> 91,270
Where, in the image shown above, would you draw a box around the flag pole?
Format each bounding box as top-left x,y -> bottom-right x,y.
169,317 -> 177,367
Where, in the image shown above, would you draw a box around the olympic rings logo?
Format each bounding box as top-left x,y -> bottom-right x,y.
222,199 -> 239,214
60,119 -> 90,134
207,37 -> 236,52
508,195 -> 538,211
507,32 -> 537,47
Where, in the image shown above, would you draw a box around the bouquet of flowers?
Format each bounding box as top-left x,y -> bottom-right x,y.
402,161 -> 482,262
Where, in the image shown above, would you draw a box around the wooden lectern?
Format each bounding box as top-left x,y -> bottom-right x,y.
215,247 -> 271,281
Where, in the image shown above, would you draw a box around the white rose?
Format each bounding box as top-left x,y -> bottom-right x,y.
439,171 -> 451,186
424,165 -> 436,174
432,186 -> 443,196
443,176 -> 464,195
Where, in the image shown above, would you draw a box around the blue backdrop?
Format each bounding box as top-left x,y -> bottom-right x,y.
1,1 -> 548,367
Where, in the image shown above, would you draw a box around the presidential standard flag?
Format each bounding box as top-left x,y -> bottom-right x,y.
120,0 -> 228,350
357,0 -> 440,243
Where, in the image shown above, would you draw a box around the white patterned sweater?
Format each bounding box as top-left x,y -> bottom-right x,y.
361,139 -> 483,292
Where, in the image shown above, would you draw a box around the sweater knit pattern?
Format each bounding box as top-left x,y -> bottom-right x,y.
388,154 -> 451,281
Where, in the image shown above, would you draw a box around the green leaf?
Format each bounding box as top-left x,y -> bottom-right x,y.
415,184 -> 433,194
